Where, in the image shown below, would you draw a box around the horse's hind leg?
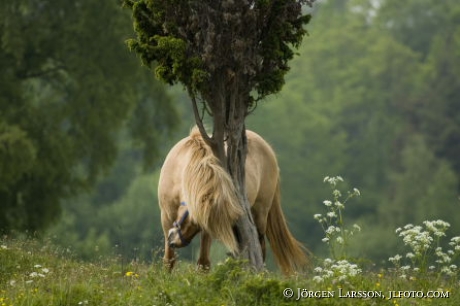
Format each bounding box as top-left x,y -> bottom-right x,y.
197,231 -> 212,271
252,205 -> 269,262
163,240 -> 176,271
161,212 -> 176,271
259,233 -> 266,262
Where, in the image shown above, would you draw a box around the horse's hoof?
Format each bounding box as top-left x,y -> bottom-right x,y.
196,264 -> 210,273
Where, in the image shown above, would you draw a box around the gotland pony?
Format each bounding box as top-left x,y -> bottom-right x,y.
158,127 -> 308,275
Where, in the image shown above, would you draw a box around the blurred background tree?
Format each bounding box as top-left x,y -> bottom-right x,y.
247,0 -> 460,263
0,0 -> 178,233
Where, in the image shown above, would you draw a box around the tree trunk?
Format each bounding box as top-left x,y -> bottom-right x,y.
193,73 -> 264,271
226,126 -> 264,271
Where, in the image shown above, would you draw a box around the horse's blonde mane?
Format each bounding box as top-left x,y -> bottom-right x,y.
182,127 -> 243,254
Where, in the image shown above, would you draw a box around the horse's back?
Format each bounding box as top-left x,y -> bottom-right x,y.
158,128 -> 278,217
245,130 -> 279,207
246,130 -> 278,173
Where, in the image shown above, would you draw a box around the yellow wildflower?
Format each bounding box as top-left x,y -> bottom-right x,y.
125,271 -> 139,277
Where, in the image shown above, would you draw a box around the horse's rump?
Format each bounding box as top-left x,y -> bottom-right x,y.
182,128 -> 243,254
158,126 -> 308,274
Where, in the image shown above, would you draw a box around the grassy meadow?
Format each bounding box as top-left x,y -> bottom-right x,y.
1,178 -> 459,305
0,236 -> 458,306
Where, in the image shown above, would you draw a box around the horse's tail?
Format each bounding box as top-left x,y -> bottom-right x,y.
182,127 -> 243,254
267,178 -> 309,275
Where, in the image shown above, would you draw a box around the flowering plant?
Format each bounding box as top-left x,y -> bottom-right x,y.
314,176 -> 361,260
390,220 -> 460,281
313,176 -> 362,285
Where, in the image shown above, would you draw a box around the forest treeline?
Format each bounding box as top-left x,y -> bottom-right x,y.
1,0 -> 459,266
0,0 -> 178,233
247,0 -> 460,262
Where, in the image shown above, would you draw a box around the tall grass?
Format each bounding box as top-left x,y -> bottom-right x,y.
0,237 -> 458,305
0,177 -> 458,305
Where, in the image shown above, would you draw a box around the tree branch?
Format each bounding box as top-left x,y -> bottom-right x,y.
189,89 -> 214,146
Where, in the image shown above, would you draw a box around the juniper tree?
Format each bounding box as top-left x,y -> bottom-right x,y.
124,0 -> 314,270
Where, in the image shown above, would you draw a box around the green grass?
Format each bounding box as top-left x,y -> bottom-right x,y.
0,237 -> 458,306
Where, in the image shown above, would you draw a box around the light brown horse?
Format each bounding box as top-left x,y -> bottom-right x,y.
158,126 -> 308,275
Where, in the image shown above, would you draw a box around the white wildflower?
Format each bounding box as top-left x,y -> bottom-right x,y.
333,189 -> 342,197
441,266 -> 456,276
434,231 -> 446,237
324,176 -> 343,187
404,224 -> 414,230
401,265 -> 411,271
353,188 -> 360,196
424,220 -> 449,237
389,254 -> 402,263
313,276 -> 324,283
325,226 -> 336,235
324,258 -> 333,265
436,252 -> 451,264
434,220 -> 450,228
338,275 -> 347,282
314,267 -> 323,273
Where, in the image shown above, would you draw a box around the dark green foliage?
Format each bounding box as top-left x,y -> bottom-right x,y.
375,0 -> 460,182
248,0 -> 460,257
124,0 -> 208,92
124,0 -> 313,105
0,123 -> 36,190
0,0 -> 178,233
